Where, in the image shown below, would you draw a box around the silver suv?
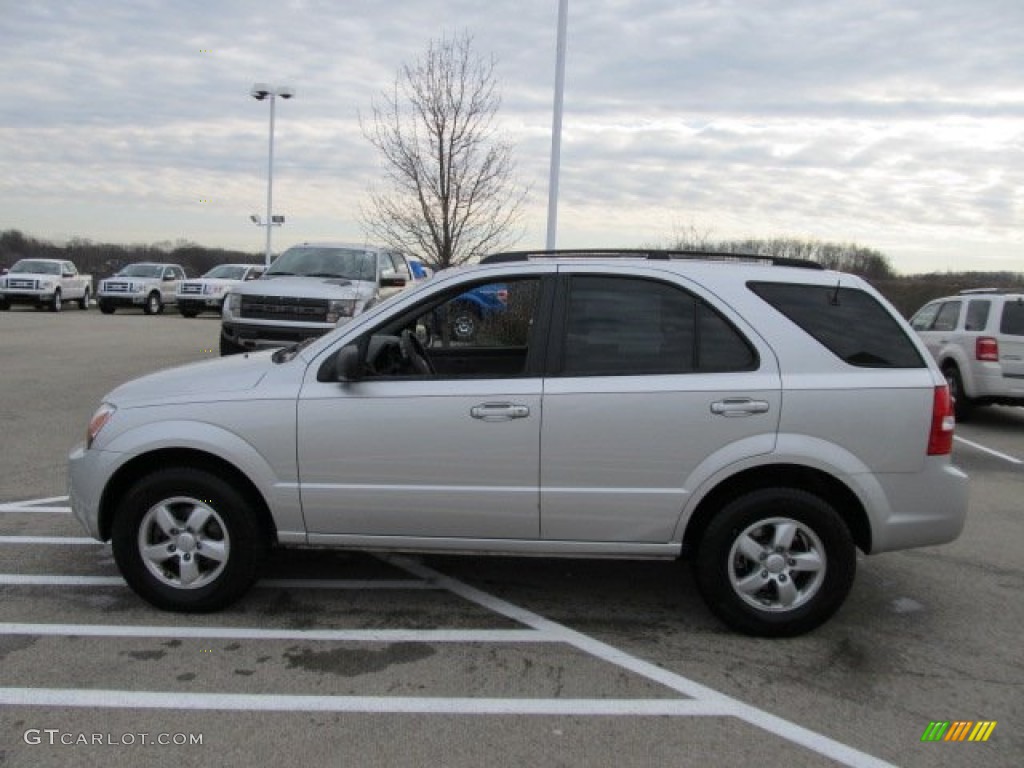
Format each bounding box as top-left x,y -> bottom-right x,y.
68,250 -> 967,636
911,289 -> 1024,419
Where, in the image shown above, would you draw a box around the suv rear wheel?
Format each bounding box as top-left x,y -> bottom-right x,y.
111,467 -> 268,612
694,488 -> 856,637
942,364 -> 975,421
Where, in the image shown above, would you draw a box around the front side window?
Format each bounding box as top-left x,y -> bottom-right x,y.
352,277 -> 543,379
910,302 -> 941,331
932,301 -> 962,332
560,276 -> 755,376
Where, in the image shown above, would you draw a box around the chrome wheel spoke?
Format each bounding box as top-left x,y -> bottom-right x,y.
736,534 -> 764,563
772,521 -> 798,551
198,539 -> 227,563
185,505 -> 214,533
142,542 -> 174,565
178,555 -> 201,586
152,504 -> 179,536
789,551 -> 824,573
776,577 -> 800,607
735,570 -> 771,596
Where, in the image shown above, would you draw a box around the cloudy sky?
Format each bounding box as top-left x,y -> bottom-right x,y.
1,0 -> 1021,274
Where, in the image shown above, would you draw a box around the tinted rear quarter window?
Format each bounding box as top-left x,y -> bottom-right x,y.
749,282 -> 925,368
1001,299 -> 1024,336
965,300 -> 991,331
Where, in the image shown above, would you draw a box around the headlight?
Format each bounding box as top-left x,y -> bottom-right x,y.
205,284 -> 227,295
134,283 -> 146,294
86,403 -> 117,449
225,293 -> 241,313
40,280 -> 54,290
327,299 -> 358,323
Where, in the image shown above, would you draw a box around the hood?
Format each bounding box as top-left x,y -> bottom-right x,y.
106,350 -> 274,407
237,275 -> 373,301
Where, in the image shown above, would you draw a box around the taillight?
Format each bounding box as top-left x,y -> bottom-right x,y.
928,385 -> 955,456
976,337 -> 999,362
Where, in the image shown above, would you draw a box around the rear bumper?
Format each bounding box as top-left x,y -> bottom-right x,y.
868,460 -> 969,554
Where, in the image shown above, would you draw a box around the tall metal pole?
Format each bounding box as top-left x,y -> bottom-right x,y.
264,94 -> 276,267
546,0 -> 568,250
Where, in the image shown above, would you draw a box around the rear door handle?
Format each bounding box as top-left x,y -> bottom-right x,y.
710,398 -> 770,417
470,402 -> 530,421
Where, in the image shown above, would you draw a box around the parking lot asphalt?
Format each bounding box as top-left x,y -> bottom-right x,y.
0,308 -> 1021,767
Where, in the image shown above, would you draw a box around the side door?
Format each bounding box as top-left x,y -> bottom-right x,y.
539,269 -> 781,543
296,272 -> 553,541
161,267 -> 179,303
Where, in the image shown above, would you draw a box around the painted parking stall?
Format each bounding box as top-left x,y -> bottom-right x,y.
0,495 -> 894,767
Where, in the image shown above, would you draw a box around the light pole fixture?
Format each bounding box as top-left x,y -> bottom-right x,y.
250,83 -> 295,266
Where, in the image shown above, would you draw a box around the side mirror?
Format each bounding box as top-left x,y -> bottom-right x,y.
335,345 -> 363,382
381,276 -> 407,288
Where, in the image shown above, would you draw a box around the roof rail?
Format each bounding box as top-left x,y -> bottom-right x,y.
958,287 -> 1003,295
478,249 -> 825,269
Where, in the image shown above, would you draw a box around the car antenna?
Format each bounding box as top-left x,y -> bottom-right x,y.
829,279 -> 841,306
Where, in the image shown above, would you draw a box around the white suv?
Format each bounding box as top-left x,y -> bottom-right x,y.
68,250 -> 967,636
911,289 -> 1024,419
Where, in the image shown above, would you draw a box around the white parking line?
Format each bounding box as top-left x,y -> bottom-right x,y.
955,435 -> 1022,465
0,689 -> 713,716
0,496 -> 71,513
0,623 -> 544,644
0,573 -> 437,591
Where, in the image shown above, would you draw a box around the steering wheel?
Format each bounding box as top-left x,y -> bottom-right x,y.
400,329 -> 435,375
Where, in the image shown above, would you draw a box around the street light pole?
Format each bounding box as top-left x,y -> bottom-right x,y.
251,83 -> 295,266
546,0 -> 568,250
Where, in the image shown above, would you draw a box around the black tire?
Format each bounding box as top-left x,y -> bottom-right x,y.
693,488 -> 856,637
49,289 -> 62,312
144,292 -> 162,315
943,364 -> 975,422
99,301 -> 115,315
79,288 -> 90,310
0,299 -> 9,311
111,467 -> 268,612
179,308 -> 200,318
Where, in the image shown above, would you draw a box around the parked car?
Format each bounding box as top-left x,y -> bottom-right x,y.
97,263 -> 187,315
219,242 -> 422,355
0,258 -> 92,311
910,289 -> 1024,419
69,250 -> 967,637
176,263 -> 265,318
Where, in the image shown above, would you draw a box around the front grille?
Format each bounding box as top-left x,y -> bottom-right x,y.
239,294 -> 329,323
7,279 -> 36,289
179,283 -> 204,295
103,282 -> 130,293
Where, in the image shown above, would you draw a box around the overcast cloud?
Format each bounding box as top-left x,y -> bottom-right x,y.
0,0 -> 1021,274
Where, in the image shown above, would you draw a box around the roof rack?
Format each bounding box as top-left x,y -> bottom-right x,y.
958,288 -> 1003,295
478,249 -> 825,269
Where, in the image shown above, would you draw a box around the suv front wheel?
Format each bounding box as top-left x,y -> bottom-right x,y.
111,467 -> 268,612
693,488 -> 856,637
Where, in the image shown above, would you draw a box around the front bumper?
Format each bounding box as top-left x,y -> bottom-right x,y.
1,290 -> 56,306
98,294 -> 150,308
221,320 -> 331,351
68,441 -> 112,541
178,297 -> 224,313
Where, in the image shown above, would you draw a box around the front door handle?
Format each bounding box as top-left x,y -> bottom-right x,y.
470,402 -> 530,421
710,398 -> 770,417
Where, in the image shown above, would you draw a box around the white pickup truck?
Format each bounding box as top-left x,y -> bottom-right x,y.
0,258 -> 93,311
97,262 -> 187,315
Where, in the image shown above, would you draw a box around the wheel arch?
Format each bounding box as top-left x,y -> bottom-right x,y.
97,447 -> 278,546
681,464 -> 872,557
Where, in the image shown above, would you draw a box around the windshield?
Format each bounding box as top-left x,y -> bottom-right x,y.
11,260 -> 60,275
118,264 -> 163,278
204,264 -> 249,280
265,247 -> 376,281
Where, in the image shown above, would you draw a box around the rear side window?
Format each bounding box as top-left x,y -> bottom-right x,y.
1001,300 -> 1024,336
749,282 -> 925,368
965,300 -> 991,331
561,276 -> 756,376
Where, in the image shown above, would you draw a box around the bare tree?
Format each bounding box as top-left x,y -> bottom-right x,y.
360,34 -> 527,270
